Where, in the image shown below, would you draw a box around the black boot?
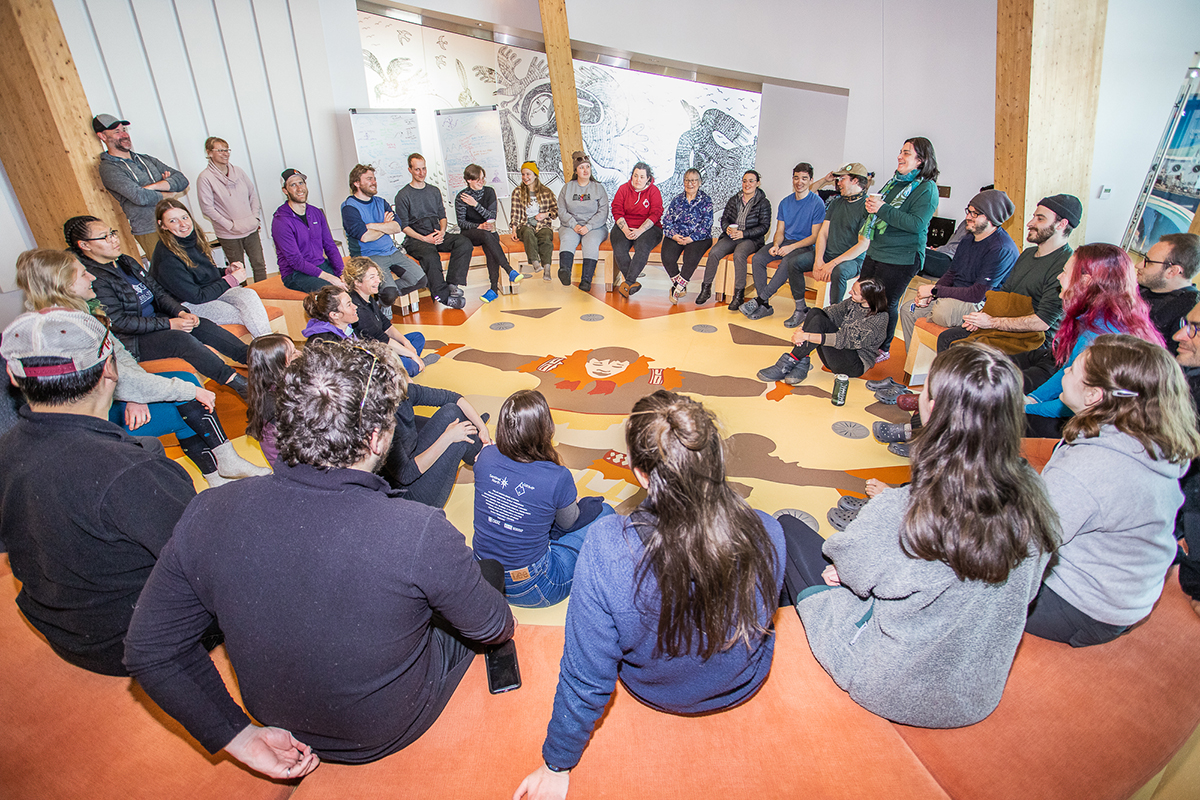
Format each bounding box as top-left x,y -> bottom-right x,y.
696,283 -> 712,304
728,288 -> 745,312
579,258 -> 597,292
558,252 -> 574,286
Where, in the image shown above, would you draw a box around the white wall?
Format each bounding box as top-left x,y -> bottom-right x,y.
756,84 -> 848,195
1086,0 -> 1200,245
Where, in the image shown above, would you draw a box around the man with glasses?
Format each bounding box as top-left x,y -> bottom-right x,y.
1172,303 -> 1200,616
899,189 -> 1019,352
125,340 -> 514,778
0,309 -> 198,676
1137,233 -> 1200,356
94,114 -> 189,261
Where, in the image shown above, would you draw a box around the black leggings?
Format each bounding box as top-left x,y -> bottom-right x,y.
778,513 -> 832,606
610,225 -> 664,283
1024,583 -> 1129,647
788,309 -> 868,377
460,227 -> 511,289
135,321 -> 246,384
859,253 -> 922,347
660,237 -> 712,281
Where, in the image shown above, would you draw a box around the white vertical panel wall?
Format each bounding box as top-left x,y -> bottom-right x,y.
49,0 -> 358,274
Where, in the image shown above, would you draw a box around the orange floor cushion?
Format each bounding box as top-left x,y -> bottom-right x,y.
0,569 -> 292,800
248,274 -> 307,302
896,577 -> 1200,800
914,317 -> 949,337
219,305 -> 285,339
288,613 -> 949,800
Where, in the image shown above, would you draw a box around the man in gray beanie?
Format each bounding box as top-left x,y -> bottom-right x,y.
899,189 -> 1020,351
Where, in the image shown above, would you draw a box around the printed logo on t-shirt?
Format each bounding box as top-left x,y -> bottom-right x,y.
574,192 -> 591,202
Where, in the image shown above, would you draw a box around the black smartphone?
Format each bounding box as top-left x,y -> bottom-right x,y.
485,639 -> 521,694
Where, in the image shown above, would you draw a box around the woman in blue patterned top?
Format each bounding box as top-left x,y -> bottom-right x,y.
660,168 -> 714,305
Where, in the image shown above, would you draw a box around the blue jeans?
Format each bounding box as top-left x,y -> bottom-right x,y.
282,259 -> 341,293
751,239 -> 814,302
398,332 -> 426,378
501,504 -> 615,608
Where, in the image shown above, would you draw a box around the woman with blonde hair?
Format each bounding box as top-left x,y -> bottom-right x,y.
151,198 -> 272,337
1026,333 -> 1200,646
195,136 -> 266,282
343,256 -> 437,377
515,390 -> 782,798
15,248 -> 267,487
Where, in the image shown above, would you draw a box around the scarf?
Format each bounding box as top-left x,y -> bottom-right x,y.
860,170 -> 922,241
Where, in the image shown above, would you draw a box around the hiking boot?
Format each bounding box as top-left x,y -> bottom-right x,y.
757,353 -> 799,382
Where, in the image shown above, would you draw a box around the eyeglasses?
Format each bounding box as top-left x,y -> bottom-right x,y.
964,208 -> 985,219
83,229 -> 120,242
212,149 -> 231,154
1142,257 -> 1172,269
1179,319 -> 1200,339
348,345 -> 381,414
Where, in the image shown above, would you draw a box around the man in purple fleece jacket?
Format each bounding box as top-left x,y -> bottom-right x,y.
124,341 -> 515,779
270,168 -> 348,293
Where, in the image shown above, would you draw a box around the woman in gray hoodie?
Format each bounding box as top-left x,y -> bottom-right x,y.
782,343 -> 1059,728
1026,334 -> 1200,646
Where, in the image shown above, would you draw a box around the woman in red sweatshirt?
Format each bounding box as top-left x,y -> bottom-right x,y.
610,161 -> 664,298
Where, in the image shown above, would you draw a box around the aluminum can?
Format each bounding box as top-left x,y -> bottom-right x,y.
832,374 -> 850,406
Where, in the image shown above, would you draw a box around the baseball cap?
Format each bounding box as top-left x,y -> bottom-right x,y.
1,308 -> 113,378
281,168 -> 307,185
92,114 -> 130,133
832,162 -> 871,179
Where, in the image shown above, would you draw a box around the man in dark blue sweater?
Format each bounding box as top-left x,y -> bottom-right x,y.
124,340 -> 515,779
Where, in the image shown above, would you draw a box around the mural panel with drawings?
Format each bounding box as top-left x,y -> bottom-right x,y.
359,11 -> 759,234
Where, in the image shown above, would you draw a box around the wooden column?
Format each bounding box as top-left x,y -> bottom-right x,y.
995,0 -> 1108,243
0,0 -> 131,254
537,0 -> 583,182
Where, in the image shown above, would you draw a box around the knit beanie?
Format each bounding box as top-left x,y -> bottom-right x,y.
969,189 -> 1015,227
521,161 -> 539,177
1038,194 -> 1083,228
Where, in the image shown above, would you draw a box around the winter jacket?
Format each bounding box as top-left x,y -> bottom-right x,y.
717,188 -> 771,247
83,252 -> 186,361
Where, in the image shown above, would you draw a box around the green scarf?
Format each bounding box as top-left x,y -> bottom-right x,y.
860,170 -> 923,241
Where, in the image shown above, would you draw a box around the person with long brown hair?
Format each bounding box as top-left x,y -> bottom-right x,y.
1025,334 -> 1200,646
15,247 -> 267,487
471,390 -> 612,608
514,390 -> 782,799
245,333 -> 298,469
150,198 -> 273,337
781,343 -> 1059,728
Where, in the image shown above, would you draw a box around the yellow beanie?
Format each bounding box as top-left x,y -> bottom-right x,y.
521,161 -> 539,177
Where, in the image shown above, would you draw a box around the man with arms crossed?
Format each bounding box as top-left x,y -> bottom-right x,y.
340,163 -> 427,314
124,340 -> 514,777
95,114 -> 189,260
0,309 -> 197,676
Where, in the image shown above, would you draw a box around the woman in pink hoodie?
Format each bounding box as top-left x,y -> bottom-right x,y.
196,136 -> 267,282
609,161 -> 664,298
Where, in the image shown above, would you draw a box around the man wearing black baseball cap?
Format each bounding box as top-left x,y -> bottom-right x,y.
0,308 -> 198,676
94,114 -> 190,260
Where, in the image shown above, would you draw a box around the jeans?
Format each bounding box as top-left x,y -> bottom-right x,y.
398,332 -> 426,378
500,504 -> 616,608
282,259 -> 341,293
558,225 -> 607,261
702,236 -> 759,288
751,240 -> 815,303
660,237 -> 712,282
610,225 -> 663,283
460,227 -> 511,289
398,403 -> 484,508
806,259 -> 864,308
859,253 -> 922,348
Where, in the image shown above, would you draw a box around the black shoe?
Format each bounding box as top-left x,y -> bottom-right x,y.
227,373 -> 249,401
728,288 -> 745,312
784,308 -> 806,329
579,278 -> 592,292
438,292 -> 466,309
558,253 -> 574,286
696,283 -> 712,304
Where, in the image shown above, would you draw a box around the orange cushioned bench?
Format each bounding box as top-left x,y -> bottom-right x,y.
249,275 -> 308,339
4,541 -> 1198,800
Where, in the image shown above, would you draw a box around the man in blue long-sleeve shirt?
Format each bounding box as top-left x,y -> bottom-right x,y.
124,340 -> 515,780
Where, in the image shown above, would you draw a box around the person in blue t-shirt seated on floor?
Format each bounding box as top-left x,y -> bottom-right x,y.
471,390 -> 613,608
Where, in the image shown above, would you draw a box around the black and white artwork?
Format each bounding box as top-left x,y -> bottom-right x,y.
359,11 -> 760,232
